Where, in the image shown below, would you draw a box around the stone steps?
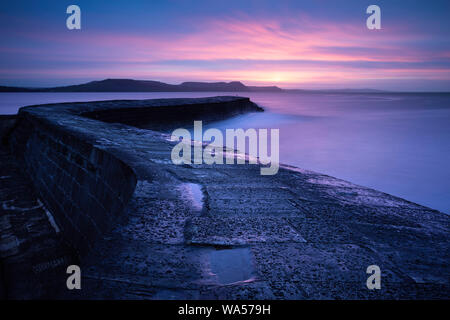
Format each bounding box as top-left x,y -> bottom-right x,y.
0,145 -> 75,299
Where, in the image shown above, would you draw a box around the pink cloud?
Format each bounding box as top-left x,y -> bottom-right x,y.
2,14 -> 449,87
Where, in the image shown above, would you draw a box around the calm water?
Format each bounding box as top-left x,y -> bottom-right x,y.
1,92 -> 449,213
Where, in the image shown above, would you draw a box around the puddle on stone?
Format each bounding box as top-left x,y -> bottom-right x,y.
179,183 -> 204,211
208,247 -> 256,285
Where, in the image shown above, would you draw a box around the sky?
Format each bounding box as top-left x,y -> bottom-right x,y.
0,0 -> 449,91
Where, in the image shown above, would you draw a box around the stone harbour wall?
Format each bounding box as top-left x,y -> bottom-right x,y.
5,96 -> 259,255
9,111 -> 137,255
1,96 -> 448,300
0,115 -> 17,146
82,96 -> 263,130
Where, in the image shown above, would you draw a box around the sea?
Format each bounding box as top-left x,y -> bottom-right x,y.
1,91 -> 449,213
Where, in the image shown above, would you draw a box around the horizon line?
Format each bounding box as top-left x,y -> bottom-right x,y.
1,78 -> 450,93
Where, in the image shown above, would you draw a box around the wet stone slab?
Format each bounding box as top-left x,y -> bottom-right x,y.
185,216 -> 306,245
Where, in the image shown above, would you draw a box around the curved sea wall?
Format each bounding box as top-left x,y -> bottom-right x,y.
82,96 -> 263,131
9,114 -> 136,254
7,96 -> 261,255
1,96 -> 448,300
0,115 -> 17,146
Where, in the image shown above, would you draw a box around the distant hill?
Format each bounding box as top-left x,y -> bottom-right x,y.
0,86 -> 35,92
0,79 -> 394,93
0,79 -> 284,93
285,88 -> 388,93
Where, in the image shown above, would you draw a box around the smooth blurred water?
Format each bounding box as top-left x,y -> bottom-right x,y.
1,92 -> 449,213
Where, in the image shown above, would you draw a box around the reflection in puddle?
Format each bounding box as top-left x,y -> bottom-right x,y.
180,183 -> 204,211
209,247 -> 255,285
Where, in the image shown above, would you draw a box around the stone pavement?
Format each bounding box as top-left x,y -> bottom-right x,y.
66,120 -> 449,299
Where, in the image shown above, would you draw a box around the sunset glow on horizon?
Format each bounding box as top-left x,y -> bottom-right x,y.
1,0 -> 449,91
